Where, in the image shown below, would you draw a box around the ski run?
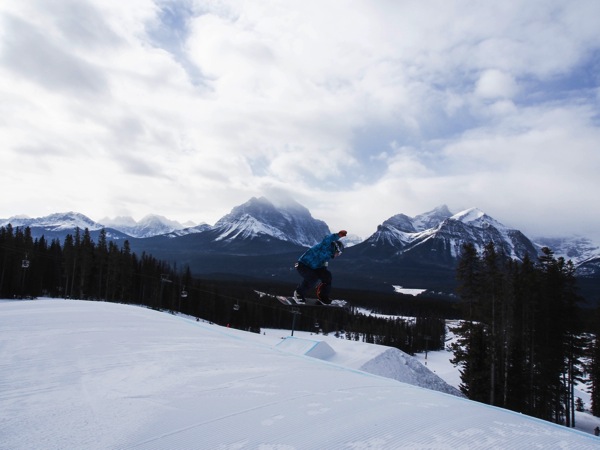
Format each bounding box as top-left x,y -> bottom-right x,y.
1,299 -> 599,449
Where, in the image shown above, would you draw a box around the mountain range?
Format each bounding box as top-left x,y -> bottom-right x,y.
99,214 -> 199,238
2,197 -> 599,304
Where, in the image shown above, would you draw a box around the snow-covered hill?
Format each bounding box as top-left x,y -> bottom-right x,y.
2,299 -> 598,449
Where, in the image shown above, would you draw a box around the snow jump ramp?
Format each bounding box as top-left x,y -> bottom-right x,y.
276,336 -> 335,360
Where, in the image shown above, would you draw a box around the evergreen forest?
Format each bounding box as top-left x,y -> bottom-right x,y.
451,242 -> 600,427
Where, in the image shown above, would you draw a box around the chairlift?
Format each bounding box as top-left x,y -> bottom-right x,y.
160,274 -> 172,283
314,321 -> 320,328
22,259 -> 30,269
180,290 -> 188,298
233,300 -> 240,311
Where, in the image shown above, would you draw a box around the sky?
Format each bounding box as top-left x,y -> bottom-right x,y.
3,298 -> 600,448
1,1 -> 600,241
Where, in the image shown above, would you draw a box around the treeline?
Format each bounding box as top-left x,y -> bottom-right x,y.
451,242 -> 600,426
1,224 -> 184,305
0,224 -> 445,355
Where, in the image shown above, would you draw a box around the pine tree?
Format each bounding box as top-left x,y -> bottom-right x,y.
452,243 -> 490,401
95,229 -> 109,299
588,309 -> 600,416
456,242 -> 481,321
505,254 -> 538,413
531,248 -> 584,425
481,242 -> 502,405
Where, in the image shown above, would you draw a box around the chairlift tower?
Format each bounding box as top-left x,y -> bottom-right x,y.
20,254 -> 30,298
159,274 -> 172,309
290,307 -> 301,336
178,287 -> 188,311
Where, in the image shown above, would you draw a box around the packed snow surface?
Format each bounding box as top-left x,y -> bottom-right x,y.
1,299 -> 599,449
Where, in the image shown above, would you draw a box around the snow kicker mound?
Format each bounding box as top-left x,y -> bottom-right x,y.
276,336 -> 336,360
277,336 -> 462,398
360,347 -> 463,397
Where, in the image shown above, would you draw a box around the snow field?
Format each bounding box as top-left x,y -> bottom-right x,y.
1,299 -> 599,449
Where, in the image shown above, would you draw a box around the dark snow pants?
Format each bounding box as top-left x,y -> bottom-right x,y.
295,262 -> 332,304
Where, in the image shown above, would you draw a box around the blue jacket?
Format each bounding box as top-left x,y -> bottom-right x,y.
298,233 -> 340,269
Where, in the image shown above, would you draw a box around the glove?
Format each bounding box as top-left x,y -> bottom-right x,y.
338,230 -> 347,237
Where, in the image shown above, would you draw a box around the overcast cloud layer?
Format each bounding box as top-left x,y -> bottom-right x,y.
1,0 -> 599,240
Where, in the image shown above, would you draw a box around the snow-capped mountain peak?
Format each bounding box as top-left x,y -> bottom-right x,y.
452,207 -> 485,223
359,205 -> 537,263
450,207 -> 507,231
1,212 -> 199,239
533,235 -> 600,266
1,212 -> 103,231
214,213 -> 286,242
213,196 -> 330,247
99,215 -> 137,228
412,205 -> 453,231
100,214 -> 195,238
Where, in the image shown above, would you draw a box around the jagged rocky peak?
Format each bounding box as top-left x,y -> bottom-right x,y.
100,215 -> 137,228
533,235 -> 600,265
412,205 -> 453,231
135,215 -> 188,237
2,211 -> 103,231
433,207 -> 537,260
214,196 -> 330,247
221,196 -> 312,220
99,214 -> 190,238
381,214 -> 416,233
45,212 -> 100,228
137,214 -> 185,228
215,197 -> 287,228
377,205 -> 453,234
450,207 -> 505,229
361,204 -> 538,263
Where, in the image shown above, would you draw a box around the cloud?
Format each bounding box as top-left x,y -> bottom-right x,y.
1,0 -> 600,242
0,13 -> 109,96
475,70 -> 518,99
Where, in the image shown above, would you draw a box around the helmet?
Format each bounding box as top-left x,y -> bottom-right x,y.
331,240 -> 344,258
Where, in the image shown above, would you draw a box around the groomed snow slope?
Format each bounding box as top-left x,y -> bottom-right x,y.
1,299 -> 598,449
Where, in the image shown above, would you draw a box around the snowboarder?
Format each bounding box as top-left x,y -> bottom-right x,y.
293,230 -> 347,305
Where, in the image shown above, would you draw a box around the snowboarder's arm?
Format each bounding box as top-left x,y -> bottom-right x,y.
324,231 -> 346,244
323,232 -> 342,245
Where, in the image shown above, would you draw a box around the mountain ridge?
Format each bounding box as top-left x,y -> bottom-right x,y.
100,214 -> 198,238
2,199 -> 599,302
4,202 -> 597,262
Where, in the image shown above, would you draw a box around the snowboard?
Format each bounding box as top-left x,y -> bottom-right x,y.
276,296 -> 348,308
